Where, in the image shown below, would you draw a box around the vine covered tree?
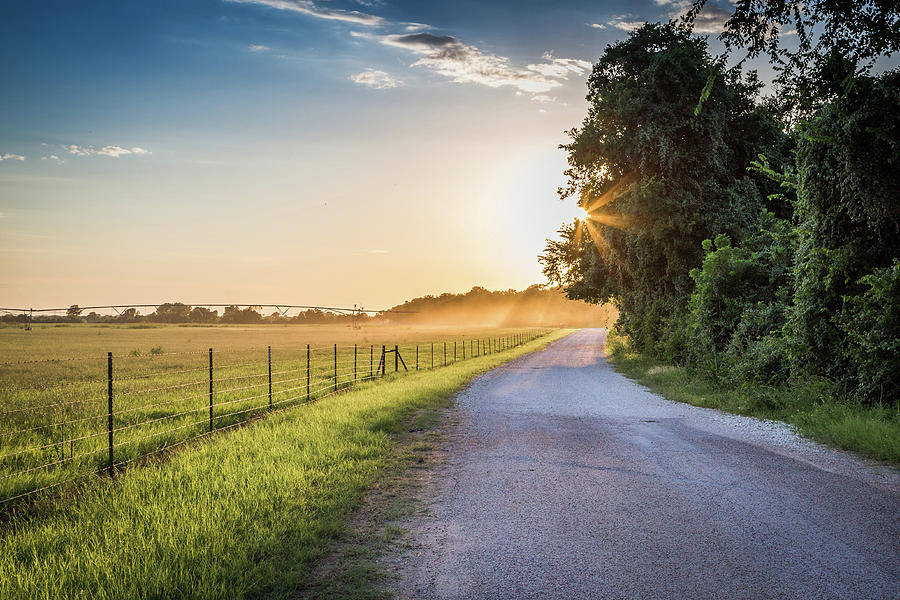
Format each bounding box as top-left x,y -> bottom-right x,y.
540,23 -> 786,356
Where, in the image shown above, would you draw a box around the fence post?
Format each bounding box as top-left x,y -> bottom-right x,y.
431,343 -> 433,369
454,341 -> 457,362
370,345 -> 373,380
306,344 -> 310,401
416,344 -> 419,371
394,345 -> 399,372
209,348 -> 213,432
463,339 -> 466,360
381,345 -> 386,377
107,352 -> 114,476
268,346 -> 272,410
334,344 -> 337,391
354,344 -> 357,382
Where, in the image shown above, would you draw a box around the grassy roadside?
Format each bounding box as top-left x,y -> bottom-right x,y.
605,332 -> 900,464
0,330 -> 573,600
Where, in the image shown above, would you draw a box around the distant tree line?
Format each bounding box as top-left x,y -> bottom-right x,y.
0,304 -> 371,325
541,4 -> 899,405
2,287 -> 613,328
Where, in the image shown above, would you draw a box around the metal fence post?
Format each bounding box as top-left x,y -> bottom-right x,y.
306,344 -> 310,401
454,341 -> 457,362
370,345 -> 373,380
334,344 -> 337,391
354,344 -> 357,382
381,345 -> 386,377
431,343 -> 433,369
463,340 -> 466,360
268,346 -> 272,409
107,352 -> 114,476
394,345 -> 399,372
416,344 -> 419,370
209,348 -> 213,432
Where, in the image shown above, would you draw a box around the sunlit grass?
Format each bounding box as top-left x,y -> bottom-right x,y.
0,330 -> 571,600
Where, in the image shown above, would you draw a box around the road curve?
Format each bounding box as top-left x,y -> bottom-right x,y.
390,329 -> 900,600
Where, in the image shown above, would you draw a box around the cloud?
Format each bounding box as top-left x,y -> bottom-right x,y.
350,69 -> 403,89
376,33 -> 591,94
41,155 -> 63,162
654,0 -> 732,33
0,153 -> 25,161
530,94 -> 556,104
607,16 -> 645,31
227,0 -> 385,27
587,23 -> 607,29
248,44 -> 271,52
234,1 -> 591,97
63,144 -> 151,158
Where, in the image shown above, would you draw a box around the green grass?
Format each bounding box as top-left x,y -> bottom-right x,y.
0,324 -> 545,506
0,329 -> 572,600
606,332 -> 900,464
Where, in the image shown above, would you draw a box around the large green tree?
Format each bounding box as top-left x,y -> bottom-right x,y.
541,23 -> 786,356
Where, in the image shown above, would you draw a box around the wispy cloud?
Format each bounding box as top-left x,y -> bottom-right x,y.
587,23 -> 607,29
63,144 -> 151,158
1,153 -> 25,161
227,0 -> 385,27
350,69 -> 403,89
371,32 -> 591,94
41,155 -> 63,163
654,0 -> 733,33
402,22 -> 431,32
248,44 -> 271,52
607,16 -> 645,31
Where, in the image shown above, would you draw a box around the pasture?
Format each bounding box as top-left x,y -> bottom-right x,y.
0,323 -> 547,510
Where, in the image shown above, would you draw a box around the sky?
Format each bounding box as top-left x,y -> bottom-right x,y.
0,0 -> 753,311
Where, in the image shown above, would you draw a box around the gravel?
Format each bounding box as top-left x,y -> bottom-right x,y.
388,328 -> 900,600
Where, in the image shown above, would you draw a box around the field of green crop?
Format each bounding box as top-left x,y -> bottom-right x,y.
0,323 -> 548,511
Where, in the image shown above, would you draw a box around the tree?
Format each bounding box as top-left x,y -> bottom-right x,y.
66,305 -> 83,322
540,22 -> 786,357
152,303 -> 192,323
220,306 -> 262,324
688,0 -> 900,114
189,307 -> 218,323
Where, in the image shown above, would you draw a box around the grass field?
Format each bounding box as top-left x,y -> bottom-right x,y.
0,329 -> 572,600
0,324 -> 548,510
605,332 -> 900,464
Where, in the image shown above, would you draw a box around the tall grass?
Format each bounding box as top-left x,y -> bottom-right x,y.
606,332 -> 900,463
0,330 -> 571,600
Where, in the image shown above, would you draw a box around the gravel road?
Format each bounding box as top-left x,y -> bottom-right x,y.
389,328 -> 900,600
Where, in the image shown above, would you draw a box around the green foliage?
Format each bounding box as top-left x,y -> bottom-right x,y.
842,260 -> 900,403
685,212 -> 794,384
791,69 -> 900,403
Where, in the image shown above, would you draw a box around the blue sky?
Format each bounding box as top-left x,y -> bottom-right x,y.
0,0 -> 777,309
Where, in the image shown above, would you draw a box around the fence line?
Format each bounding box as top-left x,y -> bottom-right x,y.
0,329 -> 550,510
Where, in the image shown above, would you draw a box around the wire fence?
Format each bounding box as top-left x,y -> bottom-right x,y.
0,329 -> 550,512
